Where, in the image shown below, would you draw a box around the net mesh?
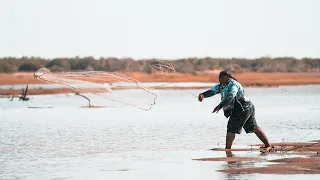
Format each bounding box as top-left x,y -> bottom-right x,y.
149,60 -> 198,98
34,68 -> 158,110
34,61 -> 200,110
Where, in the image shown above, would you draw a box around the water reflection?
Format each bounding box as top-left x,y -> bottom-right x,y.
221,150 -> 260,180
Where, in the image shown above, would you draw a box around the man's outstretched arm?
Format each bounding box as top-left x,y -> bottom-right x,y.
198,84 -> 221,102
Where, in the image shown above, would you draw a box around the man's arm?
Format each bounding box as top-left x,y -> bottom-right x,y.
198,84 -> 221,101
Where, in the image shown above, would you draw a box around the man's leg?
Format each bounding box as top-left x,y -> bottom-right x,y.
253,128 -> 271,147
243,105 -> 272,148
225,132 -> 236,149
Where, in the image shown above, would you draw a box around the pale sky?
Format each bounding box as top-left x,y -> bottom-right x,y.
1,0 -> 319,59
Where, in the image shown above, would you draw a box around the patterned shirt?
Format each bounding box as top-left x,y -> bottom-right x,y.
202,79 -> 251,116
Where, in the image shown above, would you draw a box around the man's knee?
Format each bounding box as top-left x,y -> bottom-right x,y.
227,132 -> 236,136
252,127 -> 262,133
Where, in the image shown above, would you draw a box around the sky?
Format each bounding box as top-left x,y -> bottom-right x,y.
0,0 -> 319,59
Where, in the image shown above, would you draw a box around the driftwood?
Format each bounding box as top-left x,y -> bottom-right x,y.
19,85 -> 29,101
9,85 -> 30,101
75,92 -> 91,107
75,93 -> 107,108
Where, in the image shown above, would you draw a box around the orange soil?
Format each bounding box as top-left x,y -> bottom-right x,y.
1,72 -> 320,95
129,72 -> 320,86
0,88 -> 70,96
1,72 -> 320,85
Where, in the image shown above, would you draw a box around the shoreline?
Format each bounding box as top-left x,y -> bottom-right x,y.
194,140 -> 320,174
1,72 -> 320,95
1,72 -> 320,85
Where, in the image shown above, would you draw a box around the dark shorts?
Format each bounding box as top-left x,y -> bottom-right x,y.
227,104 -> 259,134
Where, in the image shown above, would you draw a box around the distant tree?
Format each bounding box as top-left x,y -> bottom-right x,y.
18,62 -> 42,72
224,64 -> 242,73
1,56 -> 320,73
0,62 -> 15,73
46,58 -> 71,71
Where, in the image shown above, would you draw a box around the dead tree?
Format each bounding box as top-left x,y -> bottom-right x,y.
75,92 -> 91,107
19,85 -> 29,101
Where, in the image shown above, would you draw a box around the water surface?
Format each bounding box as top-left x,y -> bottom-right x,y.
1,85 -> 319,180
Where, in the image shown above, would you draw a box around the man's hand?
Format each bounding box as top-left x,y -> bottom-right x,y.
198,94 -> 204,102
212,105 -> 222,113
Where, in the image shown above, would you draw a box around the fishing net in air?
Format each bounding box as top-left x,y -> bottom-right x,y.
34,68 -> 158,110
149,60 -> 198,98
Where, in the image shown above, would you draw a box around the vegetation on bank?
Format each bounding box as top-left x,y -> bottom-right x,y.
0,56 -> 319,73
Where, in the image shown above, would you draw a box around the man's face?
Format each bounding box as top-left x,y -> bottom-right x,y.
219,75 -> 228,85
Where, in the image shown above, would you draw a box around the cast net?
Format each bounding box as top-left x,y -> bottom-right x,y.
34,68 -> 158,110
149,60 -> 198,98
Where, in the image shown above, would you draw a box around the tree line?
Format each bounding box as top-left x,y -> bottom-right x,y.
0,56 -> 319,73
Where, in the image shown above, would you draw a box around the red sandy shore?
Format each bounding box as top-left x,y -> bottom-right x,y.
0,86 -> 216,96
193,141 -> 320,174
1,72 -> 320,85
0,72 -> 320,96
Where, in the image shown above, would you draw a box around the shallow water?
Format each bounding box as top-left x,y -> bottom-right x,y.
1,85 -> 320,180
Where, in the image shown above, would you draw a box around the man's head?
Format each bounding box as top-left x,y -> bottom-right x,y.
218,71 -> 230,85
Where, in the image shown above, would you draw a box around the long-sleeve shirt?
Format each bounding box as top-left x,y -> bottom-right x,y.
202,79 -> 252,117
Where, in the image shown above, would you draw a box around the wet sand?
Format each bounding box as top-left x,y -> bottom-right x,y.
195,141 -> 320,174
251,142 -> 320,153
217,156 -> 320,174
210,147 -> 261,151
80,105 -> 111,108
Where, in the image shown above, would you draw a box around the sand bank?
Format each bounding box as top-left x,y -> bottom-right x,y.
1,72 -> 320,95
1,72 -> 320,86
194,141 -> 320,174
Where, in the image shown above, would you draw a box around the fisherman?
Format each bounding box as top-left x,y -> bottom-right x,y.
198,71 -> 272,152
